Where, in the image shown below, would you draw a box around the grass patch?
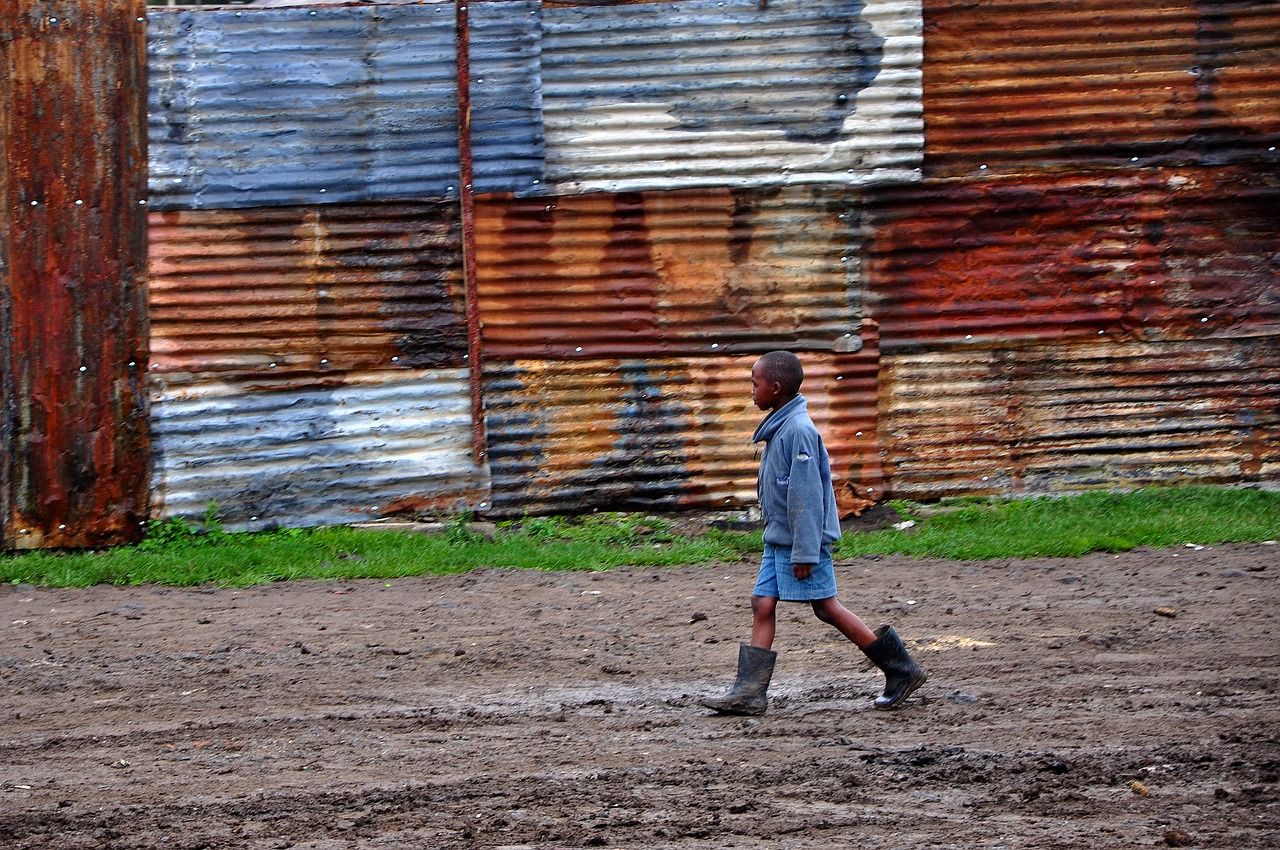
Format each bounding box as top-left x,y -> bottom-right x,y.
2,487 -> 1277,588
0,512 -> 762,589
837,486 -> 1280,560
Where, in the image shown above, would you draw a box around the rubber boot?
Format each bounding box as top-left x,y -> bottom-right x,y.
862,624 -> 927,710
701,643 -> 777,716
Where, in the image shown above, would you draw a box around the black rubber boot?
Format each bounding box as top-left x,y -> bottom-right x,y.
701,643 -> 777,716
862,625 -> 928,710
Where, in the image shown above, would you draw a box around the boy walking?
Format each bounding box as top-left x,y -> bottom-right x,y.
703,351 -> 927,716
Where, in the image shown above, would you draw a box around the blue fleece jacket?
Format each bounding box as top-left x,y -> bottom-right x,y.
752,394 -> 842,564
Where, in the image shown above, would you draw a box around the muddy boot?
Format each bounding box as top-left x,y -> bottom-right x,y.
862,625 -> 928,710
701,643 -> 777,716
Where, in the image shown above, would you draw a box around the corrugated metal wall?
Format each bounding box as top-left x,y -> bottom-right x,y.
484,329 -> 884,515
148,1 -> 544,209
863,167 -> 1280,352
4,0 -> 1277,543
864,0 -> 1280,500
146,201 -> 486,525
151,369 -> 488,526
924,0 -> 1280,176
140,0 -> 1280,526
0,0 -> 150,548
539,0 -> 923,193
147,202 -> 468,376
880,337 -> 1279,497
473,186 -> 865,359
137,0 -> 907,530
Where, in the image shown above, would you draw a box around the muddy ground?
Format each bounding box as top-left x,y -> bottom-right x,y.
1,537 -> 1278,849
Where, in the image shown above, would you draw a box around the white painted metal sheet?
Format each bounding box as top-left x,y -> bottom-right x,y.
150,369 -> 491,529
540,0 -> 923,194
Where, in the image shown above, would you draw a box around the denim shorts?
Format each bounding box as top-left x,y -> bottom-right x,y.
752,542 -> 837,601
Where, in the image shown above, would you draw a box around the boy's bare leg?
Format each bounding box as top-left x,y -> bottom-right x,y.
811,597 -> 878,648
751,594 -> 778,649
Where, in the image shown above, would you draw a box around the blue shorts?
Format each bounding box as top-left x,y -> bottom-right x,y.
752,543 -> 837,602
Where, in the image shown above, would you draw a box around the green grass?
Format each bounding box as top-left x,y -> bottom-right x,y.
838,486 -> 1280,560
0,512 -> 762,589
2,487 -> 1277,588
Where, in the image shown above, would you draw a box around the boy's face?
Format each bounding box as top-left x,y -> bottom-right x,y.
751,360 -> 784,411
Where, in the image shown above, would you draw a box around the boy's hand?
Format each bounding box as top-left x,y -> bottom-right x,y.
793,562 -> 814,581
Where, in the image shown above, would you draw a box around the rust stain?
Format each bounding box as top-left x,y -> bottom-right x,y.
0,1 -> 149,548
147,203 -> 467,379
377,488 -> 491,519
879,335 -> 1280,500
474,186 -> 860,360
924,0 -> 1280,175
864,168 -> 1280,353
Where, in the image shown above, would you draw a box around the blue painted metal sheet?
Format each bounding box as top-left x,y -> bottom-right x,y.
540,0 -> 923,194
150,369 -> 491,529
147,1 -> 544,210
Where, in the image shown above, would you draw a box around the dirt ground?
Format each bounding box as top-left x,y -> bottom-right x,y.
2,536 -> 1278,849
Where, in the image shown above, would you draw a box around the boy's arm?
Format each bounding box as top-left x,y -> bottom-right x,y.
785,443 -> 826,568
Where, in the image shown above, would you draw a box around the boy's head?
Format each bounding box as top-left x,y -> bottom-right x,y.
751,350 -> 804,411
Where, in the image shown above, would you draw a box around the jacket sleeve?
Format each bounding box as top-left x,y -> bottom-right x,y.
785,440 -> 825,564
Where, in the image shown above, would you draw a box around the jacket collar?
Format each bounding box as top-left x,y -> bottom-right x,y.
752,394 -> 807,444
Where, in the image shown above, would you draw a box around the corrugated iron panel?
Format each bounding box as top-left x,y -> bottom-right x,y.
540,0 -> 923,194
880,335 -> 1280,499
474,186 -> 865,359
484,332 -> 883,516
150,369 -> 490,529
864,167 -> 1280,353
147,202 -> 467,378
147,1 -> 544,210
0,1 -> 150,549
924,0 -> 1280,177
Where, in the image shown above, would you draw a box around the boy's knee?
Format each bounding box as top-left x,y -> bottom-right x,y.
810,599 -> 836,624
751,595 -> 777,618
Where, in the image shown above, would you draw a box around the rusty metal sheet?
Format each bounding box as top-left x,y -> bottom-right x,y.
147,202 -> 467,379
924,0 -> 1280,177
540,0 -> 923,194
879,335 -> 1280,500
863,167 -> 1280,353
147,1 -> 544,210
0,1 -> 150,549
484,329 -> 883,516
150,368 -> 490,529
474,186 -> 865,360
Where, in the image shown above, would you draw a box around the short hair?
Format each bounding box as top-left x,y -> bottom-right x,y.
757,350 -> 804,395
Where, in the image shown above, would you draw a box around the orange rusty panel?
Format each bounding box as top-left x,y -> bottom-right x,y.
483,325 -> 882,516
924,0 -> 1280,176
0,1 -> 149,549
879,335 -> 1280,500
863,167 -> 1280,352
147,203 -> 467,379
473,187 -> 863,360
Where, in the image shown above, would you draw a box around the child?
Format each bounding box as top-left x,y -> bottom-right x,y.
703,350 -> 927,716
